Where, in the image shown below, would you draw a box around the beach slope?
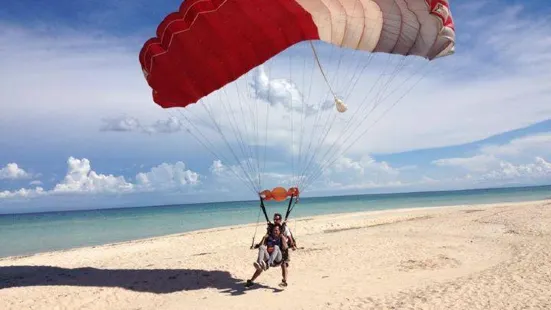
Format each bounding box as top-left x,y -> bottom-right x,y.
1,200 -> 550,309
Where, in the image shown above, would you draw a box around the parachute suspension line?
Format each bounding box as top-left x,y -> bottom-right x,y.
298,61 -> 331,189
373,57 -> 408,107
309,40 -> 336,99
170,108 -> 257,194
309,41 -> 347,113
347,57 -> 418,145
250,206 -> 263,249
296,44 -> 312,188
289,51 -> 296,189
341,53 -> 375,100
304,56 -> 405,178
297,17 -> 382,189
326,56 -> 404,150
232,69 -> 262,190
379,60 -> 431,111
219,85 -> 259,191
198,96 -> 260,193
261,61 -> 273,192
298,42 -> 348,184
300,86 -> 398,188
286,196 -> 299,248
297,43 -> 368,190
209,93 -> 256,187
296,42 -> 322,185
245,72 -> 262,190
300,56 -> 422,190
250,198 -> 271,249
205,42 -> 266,193
304,40 -> 340,173
252,60 -> 262,191
219,86 -> 262,192
296,111 -> 337,190
231,65 -> 255,187
302,62 -> 434,191
288,47 -> 304,189
299,40 -> 342,180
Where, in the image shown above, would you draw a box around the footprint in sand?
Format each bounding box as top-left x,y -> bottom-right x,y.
399,254 -> 461,272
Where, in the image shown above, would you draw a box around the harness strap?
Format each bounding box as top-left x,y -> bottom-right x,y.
260,198 -> 270,223
284,195 -> 296,221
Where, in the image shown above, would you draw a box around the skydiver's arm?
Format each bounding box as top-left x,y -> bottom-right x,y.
281,235 -> 289,250
254,234 -> 268,249
285,227 -> 297,249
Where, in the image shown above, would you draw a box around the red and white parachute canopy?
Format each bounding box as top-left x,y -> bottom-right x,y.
140,0 -> 455,108
138,0 -> 456,197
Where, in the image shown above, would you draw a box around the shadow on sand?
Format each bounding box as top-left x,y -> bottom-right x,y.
0,265 -> 282,295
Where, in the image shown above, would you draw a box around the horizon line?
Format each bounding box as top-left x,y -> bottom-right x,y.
2,183 -> 549,216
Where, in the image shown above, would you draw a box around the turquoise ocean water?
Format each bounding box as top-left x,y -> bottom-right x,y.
0,186 -> 549,258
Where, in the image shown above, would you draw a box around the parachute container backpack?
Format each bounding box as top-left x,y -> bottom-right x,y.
139,0 -> 456,238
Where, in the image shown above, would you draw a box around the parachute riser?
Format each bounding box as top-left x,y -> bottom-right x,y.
257,194 -> 298,225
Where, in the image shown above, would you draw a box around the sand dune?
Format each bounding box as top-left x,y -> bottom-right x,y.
1,200 -> 550,309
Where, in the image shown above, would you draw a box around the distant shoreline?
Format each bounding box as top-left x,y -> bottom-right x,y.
2,198 -> 549,261
1,185 -> 549,259
1,184 -> 550,216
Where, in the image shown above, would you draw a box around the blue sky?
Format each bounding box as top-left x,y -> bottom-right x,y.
1,0 -> 551,214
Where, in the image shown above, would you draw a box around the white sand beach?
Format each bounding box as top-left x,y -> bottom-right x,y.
1,199 -> 550,309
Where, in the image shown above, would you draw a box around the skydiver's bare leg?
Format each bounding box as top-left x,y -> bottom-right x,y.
251,268 -> 263,281
245,268 -> 263,288
279,263 -> 288,287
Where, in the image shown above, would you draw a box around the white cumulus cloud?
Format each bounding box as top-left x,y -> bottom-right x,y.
0,163 -> 32,180
52,157 -> 134,194
480,157 -> 551,183
0,187 -> 45,199
100,116 -> 184,134
146,117 -> 184,134
0,157 -> 201,200
433,154 -> 500,173
431,132 -> 551,186
479,133 -> 551,161
209,160 -> 226,176
136,162 -> 199,191
250,65 -> 332,116
100,116 -> 141,132
317,155 -> 404,190
432,133 -> 551,173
